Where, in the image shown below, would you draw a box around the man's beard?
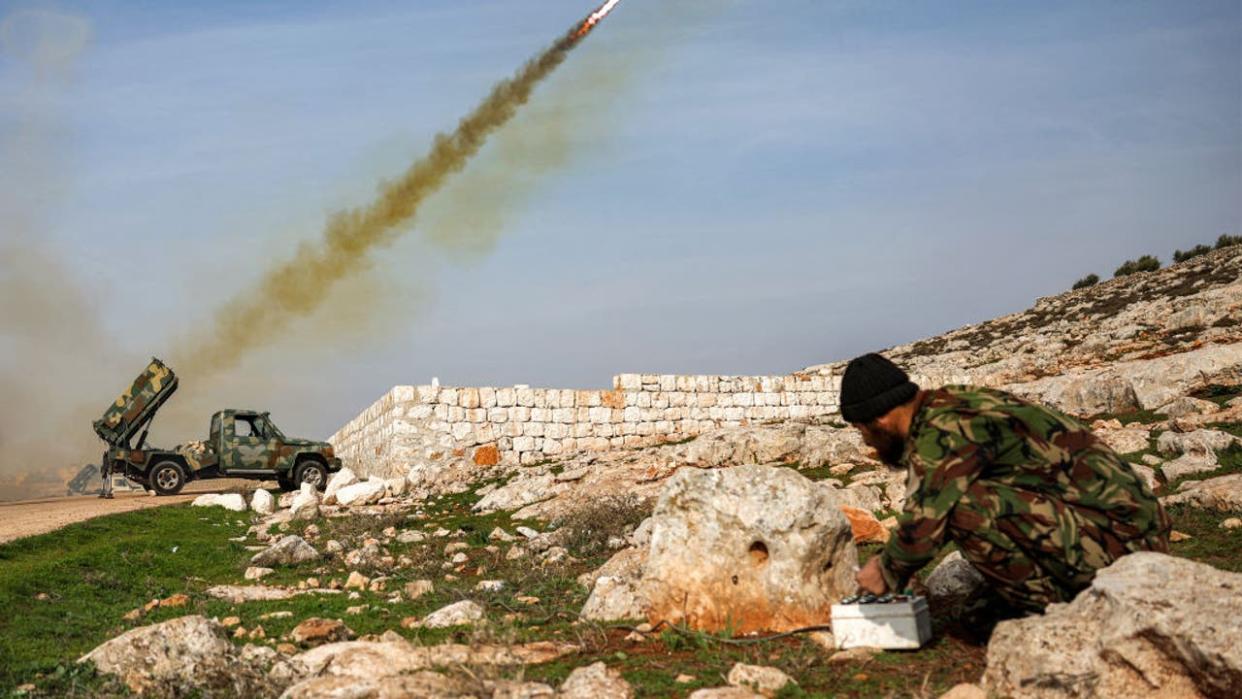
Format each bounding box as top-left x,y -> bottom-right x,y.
870,427 -> 907,467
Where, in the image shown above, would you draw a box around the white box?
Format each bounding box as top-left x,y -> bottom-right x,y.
830,596 -> 932,650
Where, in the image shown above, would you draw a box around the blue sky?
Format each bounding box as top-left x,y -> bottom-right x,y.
1,0 -> 1239,446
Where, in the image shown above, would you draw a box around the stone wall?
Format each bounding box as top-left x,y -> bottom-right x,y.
329,372 -> 842,478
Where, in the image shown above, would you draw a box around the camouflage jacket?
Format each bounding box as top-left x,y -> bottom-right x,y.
879,385 -> 1168,592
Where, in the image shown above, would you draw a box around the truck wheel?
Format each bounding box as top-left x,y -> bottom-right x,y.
294,461 -> 328,491
150,461 -> 187,496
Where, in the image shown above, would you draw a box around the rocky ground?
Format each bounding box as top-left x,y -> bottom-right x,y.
2,252 -> 1241,698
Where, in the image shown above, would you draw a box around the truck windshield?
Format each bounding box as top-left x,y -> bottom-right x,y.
210,413 -> 222,442
260,415 -> 286,440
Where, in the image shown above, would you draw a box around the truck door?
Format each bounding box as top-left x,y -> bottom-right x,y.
220,414 -> 279,472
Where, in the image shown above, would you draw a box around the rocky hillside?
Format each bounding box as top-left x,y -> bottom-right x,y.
807,245 -> 1242,416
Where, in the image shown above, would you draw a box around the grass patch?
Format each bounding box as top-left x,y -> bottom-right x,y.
0,505 -> 249,693
1166,506 -> 1242,573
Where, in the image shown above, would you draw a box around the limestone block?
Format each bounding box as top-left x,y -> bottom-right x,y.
660,375 -> 678,391
479,387 -> 496,408
524,422 -> 544,437
497,388 -> 516,407
618,374 -> 642,390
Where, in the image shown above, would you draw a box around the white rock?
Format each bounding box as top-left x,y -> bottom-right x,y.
688,689 -> 763,699
396,530 -> 426,544
1163,474 -> 1242,511
925,551 -> 986,619
79,615 -> 255,695
417,600 -> 485,629
191,493 -> 247,512
250,535 -> 320,567
384,477 -> 407,497
726,663 -> 795,695
335,479 -> 387,507
559,662 -> 633,699
580,547 -> 648,621
638,464 -> 858,633
290,483 -> 321,521
1128,463 -> 1160,493
1094,427 -> 1151,456
1160,453 -> 1219,481
983,552 -> 1242,698
1157,396 -> 1221,418
475,580 -> 506,593
250,489 -> 275,515
322,467 -> 357,505
243,566 -> 274,581
1157,429 -> 1238,457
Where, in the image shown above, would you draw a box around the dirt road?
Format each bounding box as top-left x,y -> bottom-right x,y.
0,479 -> 261,545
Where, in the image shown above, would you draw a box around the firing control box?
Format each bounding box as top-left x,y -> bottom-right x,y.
830,594 -> 932,650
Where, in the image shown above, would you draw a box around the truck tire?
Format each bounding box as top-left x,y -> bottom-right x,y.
294,461 -> 328,491
150,461 -> 187,496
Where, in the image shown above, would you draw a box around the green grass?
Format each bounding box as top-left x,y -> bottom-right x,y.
0,505 -> 250,693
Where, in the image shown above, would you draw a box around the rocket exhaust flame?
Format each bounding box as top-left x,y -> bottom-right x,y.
576,0 -> 623,38
175,0 -> 624,377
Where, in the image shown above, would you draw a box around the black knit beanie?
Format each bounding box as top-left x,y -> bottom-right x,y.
839,353 -> 919,424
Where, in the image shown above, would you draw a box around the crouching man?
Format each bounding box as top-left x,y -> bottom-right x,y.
844,353 -> 1170,614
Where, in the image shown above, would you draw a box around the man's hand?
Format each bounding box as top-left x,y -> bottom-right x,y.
855,556 -> 889,595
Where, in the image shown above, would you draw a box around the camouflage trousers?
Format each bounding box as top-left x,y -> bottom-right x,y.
949,481 -> 1170,613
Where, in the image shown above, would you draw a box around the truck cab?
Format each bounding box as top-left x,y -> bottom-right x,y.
92,358 -> 340,495
208,409 -> 339,490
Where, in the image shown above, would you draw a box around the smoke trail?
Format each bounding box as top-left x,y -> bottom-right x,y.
175,3 -> 624,377
0,9 -> 106,501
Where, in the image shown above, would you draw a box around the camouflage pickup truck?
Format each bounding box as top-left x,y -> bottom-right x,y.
93,358 -> 341,495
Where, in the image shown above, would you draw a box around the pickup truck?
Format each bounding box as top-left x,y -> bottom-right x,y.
92,358 -> 342,495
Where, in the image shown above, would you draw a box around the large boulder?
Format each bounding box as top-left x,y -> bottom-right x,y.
637,464 -> 857,633
1158,430 -> 1238,458
251,489 -> 275,515
191,493 -> 247,512
289,483 -> 321,521
80,615 -> 262,695
334,478 -> 387,507
321,467 -> 357,505
1162,474 -> 1242,512
983,553 -> 1242,698
251,535 -> 320,567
